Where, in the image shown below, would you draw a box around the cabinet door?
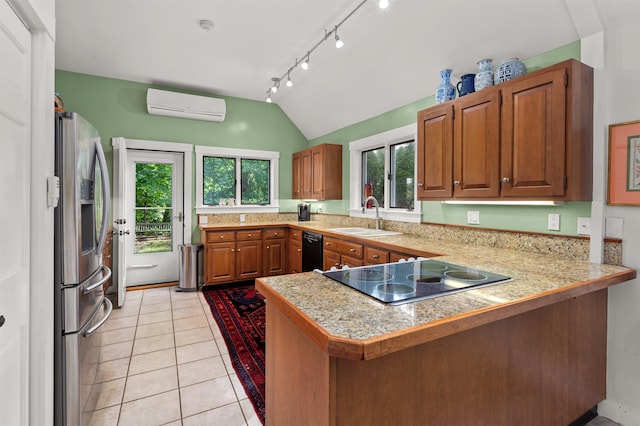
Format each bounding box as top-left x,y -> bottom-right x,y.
341,255 -> 364,268
417,104 -> 454,199
206,242 -> 236,284
236,240 -> 262,280
323,250 -> 341,271
292,152 -> 302,200
264,239 -> 286,276
364,246 -> 390,265
454,90 -> 501,198
301,150 -> 312,199
288,239 -> 302,274
311,146 -> 324,199
501,68 -> 567,197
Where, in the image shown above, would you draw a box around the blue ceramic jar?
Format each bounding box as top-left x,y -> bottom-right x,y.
436,69 -> 456,104
495,58 -> 526,84
474,58 -> 493,91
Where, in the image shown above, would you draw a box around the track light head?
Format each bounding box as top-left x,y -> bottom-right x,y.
334,27 -> 344,48
301,53 -> 309,70
286,72 -> 293,87
270,77 -> 280,93
379,0 -> 389,9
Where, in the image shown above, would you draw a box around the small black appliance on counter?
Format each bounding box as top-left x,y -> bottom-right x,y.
297,202 -> 310,221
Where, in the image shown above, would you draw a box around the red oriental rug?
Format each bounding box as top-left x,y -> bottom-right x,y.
202,283 -> 266,424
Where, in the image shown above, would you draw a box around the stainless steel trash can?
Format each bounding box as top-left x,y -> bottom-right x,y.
177,244 -> 203,292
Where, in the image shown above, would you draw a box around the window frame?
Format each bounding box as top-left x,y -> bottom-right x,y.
195,146 -> 279,214
348,123 -> 421,223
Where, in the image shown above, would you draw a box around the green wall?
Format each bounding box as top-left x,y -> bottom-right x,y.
55,40 -> 591,236
54,71 -> 308,203
309,41 -> 591,235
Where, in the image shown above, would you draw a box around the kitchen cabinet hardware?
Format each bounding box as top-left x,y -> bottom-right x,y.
454,180 -> 460,185
502,177 -> 510,183
417,183 -> 423,187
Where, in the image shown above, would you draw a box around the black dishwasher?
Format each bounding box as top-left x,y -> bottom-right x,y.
302,231 -> 323,272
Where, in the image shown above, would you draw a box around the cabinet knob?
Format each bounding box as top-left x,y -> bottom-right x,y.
349,248 -> 355,252
325,242 -> 330,246
454,180 -> 460,185
503,177 -> 510,183
372,254 -> 379,259
417,183 -> 424,187
297,249 -> 302,252
220,236 -> 224,239
274,232 -> 278,236
237,249 -> 241,252
230,248 -> 234,252
248,233 -> 251,237
293,233 -> 298,237
266,246 -> 270,249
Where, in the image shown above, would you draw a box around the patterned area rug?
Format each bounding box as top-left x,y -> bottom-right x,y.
202,283 -> 266,424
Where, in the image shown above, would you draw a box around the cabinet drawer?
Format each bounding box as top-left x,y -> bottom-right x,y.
323,237 -> 363,258
341,255 -> 364,268
364,247 -> 390,265
289,229 -> 303,241
237,230 -> 262,241
206,231 -> 235,243
264,228 -> 285,239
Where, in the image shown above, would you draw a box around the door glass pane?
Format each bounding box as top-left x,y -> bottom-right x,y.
362,148 -> 385,208
390,140 -> 415,209
203,157 -> 236,205
134,162 -> 173,254
241,159 -> 270,205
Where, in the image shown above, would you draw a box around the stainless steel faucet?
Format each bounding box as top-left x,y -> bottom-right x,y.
364,195 -> 382,230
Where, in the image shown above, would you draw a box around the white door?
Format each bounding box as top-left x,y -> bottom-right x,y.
0,2 -> 31,424
125,150 -> 184,286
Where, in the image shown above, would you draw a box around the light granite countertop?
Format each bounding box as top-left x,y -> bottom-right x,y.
202,219 -> 636,358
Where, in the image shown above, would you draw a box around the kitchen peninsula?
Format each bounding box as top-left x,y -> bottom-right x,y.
249,226 -> 636,425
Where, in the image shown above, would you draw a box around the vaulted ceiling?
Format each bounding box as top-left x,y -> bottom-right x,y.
55,0 -> 638,140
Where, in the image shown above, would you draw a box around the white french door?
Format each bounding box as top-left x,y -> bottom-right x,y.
125,150 -> 184,286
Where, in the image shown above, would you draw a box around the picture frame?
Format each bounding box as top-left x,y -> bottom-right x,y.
608,120 -> 640,206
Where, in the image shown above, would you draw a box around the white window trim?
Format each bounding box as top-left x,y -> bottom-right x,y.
195,145 -> 280,214
348,123 -> 422,223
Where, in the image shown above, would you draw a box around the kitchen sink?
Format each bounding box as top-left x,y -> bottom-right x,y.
327,227 -> 402,238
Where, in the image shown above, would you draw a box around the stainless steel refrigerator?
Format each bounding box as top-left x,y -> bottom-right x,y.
54,112 -> 113,426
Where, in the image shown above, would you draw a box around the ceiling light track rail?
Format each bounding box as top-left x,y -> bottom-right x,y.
265,0 -> 387,102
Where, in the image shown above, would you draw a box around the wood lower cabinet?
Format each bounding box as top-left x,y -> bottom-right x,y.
323,237 -> 364,270
417,59 -> 593,201
264,228 -> 286,276
364,246 -> 390,265
203,230 -> 262,284
288,229 -> 302,274
293,144 -> 342,201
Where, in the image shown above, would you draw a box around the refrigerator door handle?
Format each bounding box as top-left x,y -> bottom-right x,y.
83,265 -> 112,295
95,140 -> 111,257
83,297 -> 113,337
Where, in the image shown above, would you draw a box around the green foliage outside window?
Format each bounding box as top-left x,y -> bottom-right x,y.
241,159 -> 270,205
363,148 -> 385,207
203,157 -> 236,205
362,140 -> 415,209
135,163 -> 172,223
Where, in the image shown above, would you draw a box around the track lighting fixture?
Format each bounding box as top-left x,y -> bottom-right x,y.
334,27 -> 344,48
264,0 -> 388,103
301,53 -> 309,70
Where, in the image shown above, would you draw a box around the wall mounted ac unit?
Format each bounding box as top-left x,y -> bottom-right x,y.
146,88 -> 226,122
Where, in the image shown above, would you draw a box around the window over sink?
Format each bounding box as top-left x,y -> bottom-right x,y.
349,123 -> 421,223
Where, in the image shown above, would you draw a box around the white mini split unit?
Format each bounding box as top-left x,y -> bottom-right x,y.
146,88 -> 226,122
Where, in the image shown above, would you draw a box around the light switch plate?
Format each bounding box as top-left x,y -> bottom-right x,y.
239,214 -> 246,222
198,215 -> 208,225
548,213 -> 560,231
467,210 -> 480,225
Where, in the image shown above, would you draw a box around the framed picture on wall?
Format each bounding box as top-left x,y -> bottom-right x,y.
608,120 -> 640,206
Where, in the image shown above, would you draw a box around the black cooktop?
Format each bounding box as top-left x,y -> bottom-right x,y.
322,259 -> 511,305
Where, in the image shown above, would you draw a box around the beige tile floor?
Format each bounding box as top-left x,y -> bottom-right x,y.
89,286 -> 261,426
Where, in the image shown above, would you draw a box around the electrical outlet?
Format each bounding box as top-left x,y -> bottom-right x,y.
317,204 -> 323,213
467,210 -> 480,225
239,214 -> 246,222
577,217 -> 591,235
198,215 -> 208,225
548,213 -> 560,231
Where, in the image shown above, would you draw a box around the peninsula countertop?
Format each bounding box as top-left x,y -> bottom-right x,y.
201,219 -> 636,360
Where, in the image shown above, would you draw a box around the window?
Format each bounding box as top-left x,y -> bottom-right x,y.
349,124 -> 421,223
196,146 -> 279,213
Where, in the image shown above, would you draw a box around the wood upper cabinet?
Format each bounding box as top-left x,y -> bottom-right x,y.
417,59 -> 593,201
453,89 -> 501,198
292,144 -> 342,200
417,104 -> 453,199
292,152 -> 302,200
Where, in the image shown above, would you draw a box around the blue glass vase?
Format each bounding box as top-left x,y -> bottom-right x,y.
436,69 -> 456,104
